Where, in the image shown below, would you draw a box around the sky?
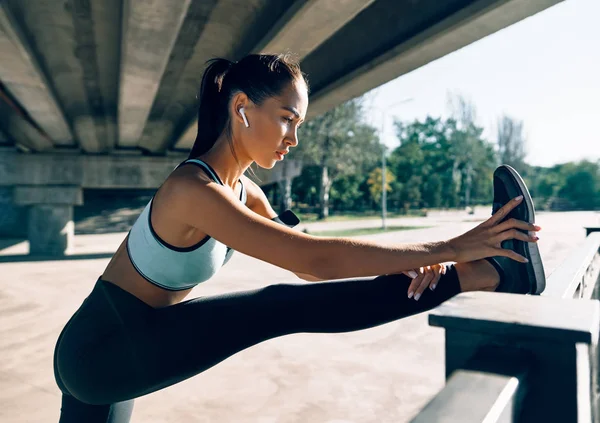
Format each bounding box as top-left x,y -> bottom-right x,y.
365,0 -> 599,167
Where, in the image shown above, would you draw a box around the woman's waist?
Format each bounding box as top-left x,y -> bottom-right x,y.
103,240 -> 196,307
101,275 -> 192,309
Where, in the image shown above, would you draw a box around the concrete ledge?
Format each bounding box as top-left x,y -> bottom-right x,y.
13,186 -> 83,206
429,291 -> 600,345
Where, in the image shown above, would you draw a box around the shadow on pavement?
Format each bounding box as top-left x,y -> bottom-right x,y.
0,252 -> 113,263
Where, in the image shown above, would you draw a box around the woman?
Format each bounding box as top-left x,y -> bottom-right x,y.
53,54 -> 542,422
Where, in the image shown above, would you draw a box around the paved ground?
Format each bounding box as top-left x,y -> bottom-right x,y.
1,208 -> 598,422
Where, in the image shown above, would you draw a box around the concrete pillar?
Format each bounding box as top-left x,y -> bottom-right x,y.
0,187 -> 27,238
27,204 -> 74,255
13,186 -> 83,256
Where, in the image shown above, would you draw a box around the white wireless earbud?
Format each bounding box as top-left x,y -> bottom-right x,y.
239,108 -> 249,128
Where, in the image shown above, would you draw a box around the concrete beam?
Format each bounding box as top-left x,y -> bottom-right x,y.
0,152 -> 185,189
118,0 -> 192,148
0,4 -> 73,147
0,151 -> 299,188
0,88 -> 53,152
303,0 -> 563,119
174,0 -> 375,152
13,186 -> 83,206
4,0 -> 119,153
140,0 -> 291,154
174,120 -> 196,151
254,0 -> 375,60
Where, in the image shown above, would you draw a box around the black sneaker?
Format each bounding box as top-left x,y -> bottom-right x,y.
485,165 -> 546,295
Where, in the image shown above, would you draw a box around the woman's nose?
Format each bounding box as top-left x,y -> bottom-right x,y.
286,129 -> 299,147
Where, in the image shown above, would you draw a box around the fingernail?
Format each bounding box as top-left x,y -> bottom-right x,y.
408,291 -> 414,299
516,195 -> 523,201
408,270 -> 418,278
524,258 -> 529,263
431,284 -> 437,290
414,293 -> 421,301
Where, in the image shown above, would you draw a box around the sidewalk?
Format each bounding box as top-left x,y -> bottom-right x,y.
0,211 -> 596,422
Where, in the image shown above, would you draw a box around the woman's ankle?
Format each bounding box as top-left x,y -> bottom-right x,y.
455,260 -> 500,292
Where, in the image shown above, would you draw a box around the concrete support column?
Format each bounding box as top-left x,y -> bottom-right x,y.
27,204 -> 73,255
13,186 -> 83,256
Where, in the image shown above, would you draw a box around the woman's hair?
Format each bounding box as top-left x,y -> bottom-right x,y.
188,53 -> 309,160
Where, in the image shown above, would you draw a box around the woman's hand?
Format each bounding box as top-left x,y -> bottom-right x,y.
403,263 -> 447,300
447,195 -> 541,264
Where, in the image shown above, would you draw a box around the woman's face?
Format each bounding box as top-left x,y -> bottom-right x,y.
237,79 -> 308,169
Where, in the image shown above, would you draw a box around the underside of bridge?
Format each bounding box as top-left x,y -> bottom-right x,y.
0,0 -> 562,254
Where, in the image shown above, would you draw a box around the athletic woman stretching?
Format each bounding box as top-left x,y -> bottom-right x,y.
53,54 -> 544,422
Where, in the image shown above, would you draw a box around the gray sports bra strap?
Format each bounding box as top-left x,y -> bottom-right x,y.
182,159 -> 223,185
180,159 -> 246,203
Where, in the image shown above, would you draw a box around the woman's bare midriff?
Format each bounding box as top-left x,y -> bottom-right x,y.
100,237 -> 195,309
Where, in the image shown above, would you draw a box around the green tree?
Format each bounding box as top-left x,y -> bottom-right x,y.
291,98 -> 380,219
388,115 -> 497,211
497,114 -> 527,173
558,160 -> 599,210
525,160 -> 599,210
367,167 -> 396,205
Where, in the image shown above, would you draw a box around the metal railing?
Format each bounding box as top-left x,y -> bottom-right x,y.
411,232 -> 600,423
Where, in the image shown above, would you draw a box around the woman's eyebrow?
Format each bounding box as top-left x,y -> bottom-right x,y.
281,106 -> 301,119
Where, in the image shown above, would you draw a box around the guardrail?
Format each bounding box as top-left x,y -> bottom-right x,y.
411,232 -> 600,423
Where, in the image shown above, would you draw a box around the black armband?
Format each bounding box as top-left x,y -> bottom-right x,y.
271,209 -> 301,228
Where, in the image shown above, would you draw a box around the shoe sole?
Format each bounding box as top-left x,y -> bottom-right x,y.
501,165 -> 546,294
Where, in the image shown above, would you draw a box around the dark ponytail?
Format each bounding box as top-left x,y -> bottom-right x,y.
188,54 -> 308,160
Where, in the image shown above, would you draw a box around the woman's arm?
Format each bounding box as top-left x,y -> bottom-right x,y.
165,170 -> 535,280
164,171 -> 451,280
241,176 -> 324,281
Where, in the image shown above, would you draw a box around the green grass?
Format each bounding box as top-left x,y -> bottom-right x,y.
298,210 -> 427,223
309,225 -> 432,237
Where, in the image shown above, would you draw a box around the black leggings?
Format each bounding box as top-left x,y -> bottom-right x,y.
53,266 -> 461,422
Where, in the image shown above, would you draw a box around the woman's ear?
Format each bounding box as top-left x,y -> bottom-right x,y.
231,92 -> 251,128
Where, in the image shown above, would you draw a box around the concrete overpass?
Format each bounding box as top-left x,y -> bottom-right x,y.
0,0 -> 563,255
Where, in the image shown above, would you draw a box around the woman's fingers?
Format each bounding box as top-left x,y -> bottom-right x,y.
493,218 -> 541,235
414,266 -> 435,300
403,270 -> 418,279
407,264 -> 447,300
495,247 -> 529,263
430,264 -> 445,291
407,268 -> 424,299
498,229 -> 539,244
481,195 -> 523,228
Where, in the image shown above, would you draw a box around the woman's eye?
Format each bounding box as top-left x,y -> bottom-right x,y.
283,116 -> 294,123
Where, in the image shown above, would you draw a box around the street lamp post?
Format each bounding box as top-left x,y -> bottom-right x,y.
381,119 -> 388,230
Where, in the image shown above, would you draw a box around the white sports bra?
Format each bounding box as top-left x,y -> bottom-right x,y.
126,159 -> 247,291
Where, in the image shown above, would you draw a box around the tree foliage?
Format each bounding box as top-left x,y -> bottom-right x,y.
271,94 -> 598,216
290,98 -> 381,218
